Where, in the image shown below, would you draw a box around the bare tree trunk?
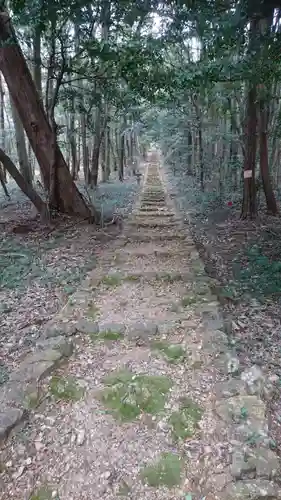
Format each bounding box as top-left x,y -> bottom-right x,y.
0,10 -> 91,217
0,148 -> 48,218
81,112 -> 89,183
69,108 -> 78,180
119,131 -> 125,182
0,73 -> 6,182
10,96 -> 33,185
100,0 -> 110,183
91,108 -> 102,187
33,24 -> 42,102
259,96 -> 278,214
241,85 -> 257,218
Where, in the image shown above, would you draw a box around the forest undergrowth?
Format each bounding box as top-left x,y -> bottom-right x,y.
166,164 -> 281,454
0,174 -> 139,380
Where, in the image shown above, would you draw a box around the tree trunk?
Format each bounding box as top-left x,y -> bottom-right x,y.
69,108 -> 78,180
33,24 -> 42,102
241,86 -> 258,218
100,0 -> 110,183
0,10 -> 91,217
81,112 -> 89,183
187,129 -> 193,175
0,148 -> 48,218
259,96 -> 278,214
198,124 -> 204,191
241,17 -> 259,219
119,131 -> 125,182
10,96 -> 33,185
0,73 -> 6,182
90,108 -> 102,187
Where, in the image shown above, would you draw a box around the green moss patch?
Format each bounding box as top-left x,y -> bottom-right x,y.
99,330 -> 124,341
29,486 -> 59,500
155,272 -> 183,283
100,274 -> 122,287
169,397 -> 203,441
99,370 -> 172,421
123,274 -> 142,282
86,302 -> 100,319
151,341 -> 186,363
140,452 -> 182,488
181,295 -> 198,307
49,375 -> 85,402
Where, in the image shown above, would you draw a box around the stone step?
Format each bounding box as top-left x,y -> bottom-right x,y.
133,213 -> 176,220
124,232 -> 188,242
141,198 -> 166,203
121,270 -> 192,281
140,205 -> 167,211
141,194 -> 165,199
128,221 -> 177,229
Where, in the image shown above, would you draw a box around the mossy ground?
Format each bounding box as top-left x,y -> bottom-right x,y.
181,294 -> 198,307
49,375 -> 85,402
169,397 -> 203,440
29,486 -> 59,500
100,370 -> 172,421
151,340 -> 186,363
99,330 -> 124,341
100,274 -> 122,287
86,302 -> 100,319
140,452 -> 182,488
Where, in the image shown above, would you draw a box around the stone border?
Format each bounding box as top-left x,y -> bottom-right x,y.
160,157 -> 281,499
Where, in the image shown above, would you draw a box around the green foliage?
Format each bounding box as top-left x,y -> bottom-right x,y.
49,375 -> 85,402
86,302 -> 100,319
29,486 -> 59,500
140,452 -> 182,488
181,295 -> 198,307
151,341 -> 186,364
100,370 -> 172,421
100,274 -> 122,287
169,398 -> 203,441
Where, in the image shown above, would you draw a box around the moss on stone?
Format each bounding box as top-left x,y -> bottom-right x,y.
49,375 -> 84,402
140,452 -> 182,488
99,370 -> 172,421
169,397 -> 203,441
151,341 -> 185,363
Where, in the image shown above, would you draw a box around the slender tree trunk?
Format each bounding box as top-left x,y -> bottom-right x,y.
10,96 -> 33,185
0,73 -> 6,182
119,131 -> 125,182
241,86 -> 258,218
100,0 -> 110,183
69,108 -> 78,180
33,24 -> 42,102
0,10 -> 91,217
198,124 -> 204,191
0,148 -> 48,218
241,17 -> 259,219
91,108 -> 102,187
81,112 -> 89,183
259,96 -> 278,214
101,113 -> 107,182
187,129 -> 192,175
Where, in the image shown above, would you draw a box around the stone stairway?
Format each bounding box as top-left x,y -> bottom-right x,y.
1,156 -> 280,500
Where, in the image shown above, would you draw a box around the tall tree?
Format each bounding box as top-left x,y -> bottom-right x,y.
0,9 -> 92,217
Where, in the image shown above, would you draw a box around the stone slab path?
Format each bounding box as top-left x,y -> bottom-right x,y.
1,153 -> 281,500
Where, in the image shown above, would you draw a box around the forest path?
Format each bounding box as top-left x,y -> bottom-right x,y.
1,153 -> 280,500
